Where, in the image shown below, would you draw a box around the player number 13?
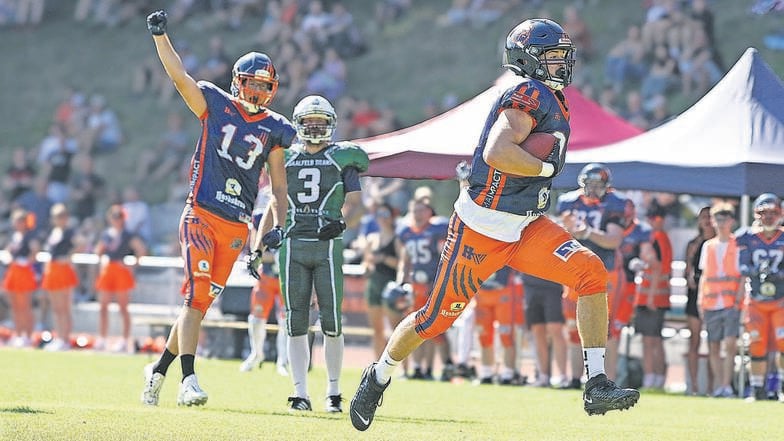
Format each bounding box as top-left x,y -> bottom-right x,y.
218,124 -> 265,170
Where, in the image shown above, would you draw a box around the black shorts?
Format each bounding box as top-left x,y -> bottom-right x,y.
634,306 -> 666,337
685,288 -> 699,318
524,279 -> 564,325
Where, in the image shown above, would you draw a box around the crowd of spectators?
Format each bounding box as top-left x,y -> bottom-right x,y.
593,0 -> 723,129
0,1 -> 752,357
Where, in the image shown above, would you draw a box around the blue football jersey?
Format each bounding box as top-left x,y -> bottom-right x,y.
187,81 -> 296,224
618,220 -> 653,282
397,220 -> 448,284
737,228 -> 784,301
556,190 -> 628,269
466,78 -> 570,216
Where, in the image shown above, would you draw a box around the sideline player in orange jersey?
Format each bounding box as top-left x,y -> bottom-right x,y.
473,267 -> 519,385
240,187 -> 288,376
557,163 -> 628,387
141,9 -> 293,407
738,193 -> 784,401
350,19 -> 639,432
396,197 -> 449,380
613,200 -> 655,383
239,248 -> 288,375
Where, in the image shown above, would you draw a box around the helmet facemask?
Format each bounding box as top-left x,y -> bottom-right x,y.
232,74 -> 278,112
295,114 -> 335,144
293,95 -> 337,145
578,163 -> 611,200
753,193 -> 782,232
535,47 -> 575,91
581,179 -> 608,200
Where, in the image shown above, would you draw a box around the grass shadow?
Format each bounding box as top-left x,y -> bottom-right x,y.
0,406 -> 53,414
218,407 -> 479,426
220,408 -> 344,421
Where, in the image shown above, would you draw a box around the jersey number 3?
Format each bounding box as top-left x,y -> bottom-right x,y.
297,168 -> 321,204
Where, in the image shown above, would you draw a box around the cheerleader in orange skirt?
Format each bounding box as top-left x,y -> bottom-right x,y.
93,205 -> 146,351
41,203 -> 82,351
2,209 -> 40,347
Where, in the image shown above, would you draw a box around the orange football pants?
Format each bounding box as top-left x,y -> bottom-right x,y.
179,205 -> 248,314
414,213 -> 607,339
250,273 -> 282,319
745,297 -> 784,357
474,286 -> 514,348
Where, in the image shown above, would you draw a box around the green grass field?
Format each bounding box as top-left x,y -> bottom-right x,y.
0,349 -> 779,441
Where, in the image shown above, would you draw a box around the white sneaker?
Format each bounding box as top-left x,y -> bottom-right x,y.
44,339 -> 67,352
141,363 -> 166,406
276,363 -> 289,377
239,354 -> 262,372
177,374 -> 208,407
11,336 -> 30,348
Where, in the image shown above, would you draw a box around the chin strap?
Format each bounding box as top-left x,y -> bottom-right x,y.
239,100 -> 261,114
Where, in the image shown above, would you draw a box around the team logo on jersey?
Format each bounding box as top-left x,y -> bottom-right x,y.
511,88 -> 540,110
440,302 -> 466,318
230,238 -> 243,250
208,282 -> 225,298
225,178 -> 242,196
537,187 -> 549,209
462,245 -> 487,265
553,239 -> 582,262
198,260 -> 210,272
761,282 -> 776,297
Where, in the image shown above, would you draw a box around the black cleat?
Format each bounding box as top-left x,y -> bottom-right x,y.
500,373 -> 527,386
583,374 -> 640,416
440,363 -> 456,382
560,378 -> 583,390
350,363 -> 390,431
745,386 -> 767,402
455,363 -> 474,379
326,394 -> 343,412
287,396 -> 312,411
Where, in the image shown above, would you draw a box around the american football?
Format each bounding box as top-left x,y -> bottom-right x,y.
520,132 -> 558,160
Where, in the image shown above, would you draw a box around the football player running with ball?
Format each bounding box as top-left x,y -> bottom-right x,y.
141,10 -> 293,407
350,18 -> 639,432
252,95 -> 368,412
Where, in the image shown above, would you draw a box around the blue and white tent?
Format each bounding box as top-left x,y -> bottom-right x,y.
555,48 -> 784,199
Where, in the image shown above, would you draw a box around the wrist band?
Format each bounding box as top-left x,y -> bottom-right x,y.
538,162 -> 555,177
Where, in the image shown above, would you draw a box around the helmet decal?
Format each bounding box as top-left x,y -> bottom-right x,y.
230,52 -> 279,109
503,18 -> 576,90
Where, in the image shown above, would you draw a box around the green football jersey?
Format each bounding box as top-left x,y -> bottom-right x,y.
283,141 -> 369,239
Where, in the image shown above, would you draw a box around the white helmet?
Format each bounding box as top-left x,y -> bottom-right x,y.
292,95 -> 337,144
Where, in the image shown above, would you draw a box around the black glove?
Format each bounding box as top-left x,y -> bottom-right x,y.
146,10 -> 167,36
317,218 -> 346,240
261,226 -> 284,250
246,249 -> 263,280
